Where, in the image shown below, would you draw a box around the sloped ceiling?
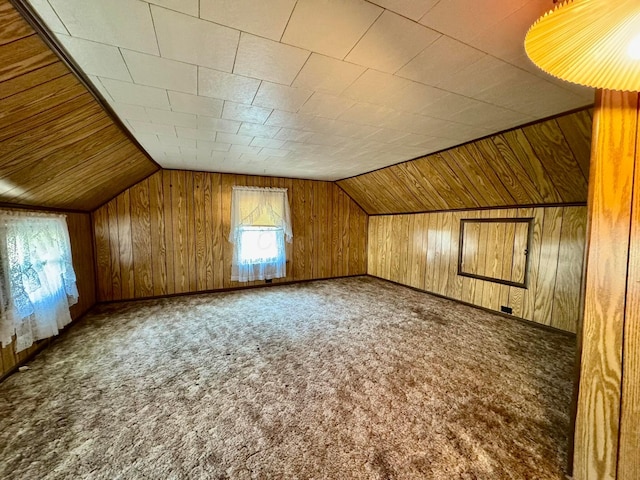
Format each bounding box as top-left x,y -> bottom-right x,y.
337,109 -> 592,214
23,0 -> 594,180
0,0 -> 158,211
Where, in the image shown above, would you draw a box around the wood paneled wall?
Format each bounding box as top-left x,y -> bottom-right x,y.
0,211 -> 96,379
92,170 -> 367,302
368,206 -> 586,333
574,91 -> 640,480
338,109 -> 592,214
0,0 -> 158,211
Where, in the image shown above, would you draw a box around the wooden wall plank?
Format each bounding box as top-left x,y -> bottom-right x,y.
368,206 -> 586,333
93,171 -> 367,302
337,110 -> 589,215
149,172 -> 167,297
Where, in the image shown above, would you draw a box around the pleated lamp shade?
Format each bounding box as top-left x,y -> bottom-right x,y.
525,0 -> 640,92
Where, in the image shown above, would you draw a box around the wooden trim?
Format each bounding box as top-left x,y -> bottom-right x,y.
0,201 -> 86,215
98,274 -> 366,305
368,202 -> 588,217
457,217 -> 534,288
336,106 -> 594,183
8,0 -> 162,172
369,274 -> 576,338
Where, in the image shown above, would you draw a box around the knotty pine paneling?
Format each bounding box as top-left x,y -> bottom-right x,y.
0,211 -> 96,379
92,171 -> 367,302
338,109 -> 592,214
368,206 -> 586,333
0,0 -> 158,211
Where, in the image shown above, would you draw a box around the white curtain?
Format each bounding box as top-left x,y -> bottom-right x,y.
230,187 -> 292,282
0,212 -> 78,352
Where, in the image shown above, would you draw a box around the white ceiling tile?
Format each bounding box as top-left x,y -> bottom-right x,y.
230,144 -> 263,155
100,78 -> 170,109
198,68 -> 261,103
438,55 -> 518,97
122,50 -> 197,94
132,132 -> 160,147
146,108 -> 197,128
345,11 -> 440,73
341,69 -> 412,104
384,81 -> 449,114
158,135 -> 196,148
168,91 -> 223,117
88,76 -> 114,102
238,123 -> 281,139
110,103 -> 150,122
281,0 -> 383,59
200,0 -> 296,41
196,140 -> 231,152
197,117 -> 241,133
128,120 -> 176,136
338,103 -> 400,128
263,110 -> 303,128
27,0 -> 68,34
299,93 -> 355,119
151,6 -> 239,72
292,54 -> 365,95
252,82 -> 313,112
233,33 -> 309,85
367,0 -> 439,21
49,0 -> 158,54
57,35 -> 130,81
222,102 -> 272,124
470,0 -> 548,63
419,92 -> 480,120
147,0 -> 198,16
419,0 -> 527,44
397,35 -> 485,87
260,148 -> 290,157
250,137 -> 286,149
175,127 -> 217,141
274,128 -> 313,142
216,133 -> 254,146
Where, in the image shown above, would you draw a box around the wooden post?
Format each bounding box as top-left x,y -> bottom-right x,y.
574,90 -> 640,479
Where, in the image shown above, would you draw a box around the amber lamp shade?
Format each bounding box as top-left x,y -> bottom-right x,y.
525,0 -> 640,92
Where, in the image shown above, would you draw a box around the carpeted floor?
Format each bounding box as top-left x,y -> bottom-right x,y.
0,276 -> 576,479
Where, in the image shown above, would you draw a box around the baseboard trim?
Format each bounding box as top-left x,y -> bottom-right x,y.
368,275 -> 577,338
98,274 -> 367,305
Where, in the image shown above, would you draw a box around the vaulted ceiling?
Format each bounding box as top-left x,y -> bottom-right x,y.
0,0 -> 158,211
338,108 -> 592,214
23,0 -> 594,181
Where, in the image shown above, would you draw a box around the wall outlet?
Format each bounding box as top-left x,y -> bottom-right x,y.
501,306 -> 513,314
265,279 -> 272,284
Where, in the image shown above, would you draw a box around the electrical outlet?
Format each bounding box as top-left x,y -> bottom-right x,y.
501,306 -> 513,314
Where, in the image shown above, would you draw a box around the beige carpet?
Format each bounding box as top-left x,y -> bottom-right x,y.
0,276 -> 575,479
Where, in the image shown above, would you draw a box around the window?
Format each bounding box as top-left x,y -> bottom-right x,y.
0,212 -> 78,352
230,187 -> 292,282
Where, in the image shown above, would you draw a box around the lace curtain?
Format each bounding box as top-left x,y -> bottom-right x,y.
0,212 -> 78,352
230,187 -> 292,282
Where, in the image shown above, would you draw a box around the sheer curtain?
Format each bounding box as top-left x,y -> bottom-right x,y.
0,212 -> 78,352
230,187 -> 292,282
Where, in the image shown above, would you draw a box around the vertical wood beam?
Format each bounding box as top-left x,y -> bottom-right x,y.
574,90 -> 640,479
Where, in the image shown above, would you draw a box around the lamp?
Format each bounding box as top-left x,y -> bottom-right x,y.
524,0 -> 640,92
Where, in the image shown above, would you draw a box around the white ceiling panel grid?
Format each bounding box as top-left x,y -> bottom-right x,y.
30,0 -> 592,180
